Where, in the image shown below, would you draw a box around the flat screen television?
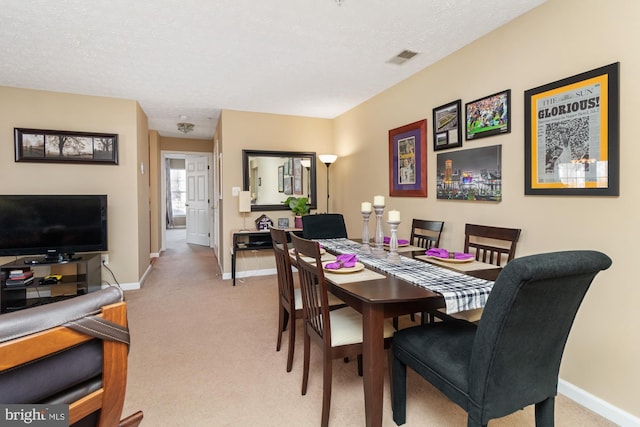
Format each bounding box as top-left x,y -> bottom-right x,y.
0,194 -> 108,264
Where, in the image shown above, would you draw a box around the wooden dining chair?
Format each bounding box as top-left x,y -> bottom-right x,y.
432,223 -> 522,324
0,286 -> 143,427
410,219 -> 444,250
271,227 -> 343,373
290,234 -> 395,427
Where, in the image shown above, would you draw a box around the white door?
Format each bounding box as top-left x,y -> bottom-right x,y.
186,155 -> 210,246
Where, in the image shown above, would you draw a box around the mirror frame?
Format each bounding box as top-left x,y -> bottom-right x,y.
242,149 -> 317,211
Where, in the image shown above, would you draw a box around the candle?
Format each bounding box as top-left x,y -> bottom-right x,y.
373,195 -> 385,206
388,210 -> 400,222
361,202 -> 372,213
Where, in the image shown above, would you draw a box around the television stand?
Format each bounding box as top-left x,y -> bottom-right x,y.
1,253 -> 101,313
23,253 -> 81,265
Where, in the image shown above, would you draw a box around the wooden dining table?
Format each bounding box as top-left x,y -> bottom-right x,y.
317,240 -> 501,427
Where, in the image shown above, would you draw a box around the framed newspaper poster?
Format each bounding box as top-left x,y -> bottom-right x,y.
524,62 -> 619,196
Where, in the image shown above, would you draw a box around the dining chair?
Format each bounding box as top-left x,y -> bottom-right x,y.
301,213 -> 348,239
290,234 -> 395,427
401,219 -> 444,327
270,227 -> 343,372
433,223 -> 521,323
391,250 -> 612,427
409,219 -> 444,250
0,286 -> 143,427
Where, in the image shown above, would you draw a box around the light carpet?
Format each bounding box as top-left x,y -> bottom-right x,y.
120,230 -> 615,426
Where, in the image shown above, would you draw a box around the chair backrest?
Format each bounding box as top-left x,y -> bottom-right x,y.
270,227 -> 295,310
467,250 -> 611,422
0,286 -> 142,427
463,223 -> 521,266
302,214 -> 347,239
410,219 -> 444,249
290,234 -> 332,346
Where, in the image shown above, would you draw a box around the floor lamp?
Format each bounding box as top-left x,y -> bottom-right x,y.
318,154 -> 337,213
239,190 -> 252,231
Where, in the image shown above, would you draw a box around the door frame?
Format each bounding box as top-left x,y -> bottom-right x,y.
160,150 -> 214,251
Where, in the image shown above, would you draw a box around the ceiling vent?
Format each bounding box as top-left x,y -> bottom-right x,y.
387,49 -> 419,65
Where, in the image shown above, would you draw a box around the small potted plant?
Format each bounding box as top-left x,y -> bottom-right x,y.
283,196 -> 309,228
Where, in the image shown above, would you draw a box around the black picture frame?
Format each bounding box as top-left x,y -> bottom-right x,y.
433,99 -> 462,151
524,62 -> 619,196
14,128 -> 118,164
465,89 -> 511,141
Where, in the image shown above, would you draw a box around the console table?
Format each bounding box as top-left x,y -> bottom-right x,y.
231,229 -> 301,286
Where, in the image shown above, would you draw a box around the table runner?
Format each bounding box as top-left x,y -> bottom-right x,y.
317,238 -> 494,314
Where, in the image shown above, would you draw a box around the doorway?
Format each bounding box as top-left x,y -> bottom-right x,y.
161,151 -> 214,251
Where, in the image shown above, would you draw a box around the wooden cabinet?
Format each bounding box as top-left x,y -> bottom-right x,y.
0,253 -> 101,313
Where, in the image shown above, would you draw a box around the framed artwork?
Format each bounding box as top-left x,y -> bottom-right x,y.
388,119 -> 427,197
465,89 -> 511,140
277,217 -> 289,228
436,145 -> 502,201
293,158 -> 303,195
524,62 -> 619,196
14,128 -> 118,164
283,176 -> 293,195
278,165 -> 284,192
433,99 -> 462,151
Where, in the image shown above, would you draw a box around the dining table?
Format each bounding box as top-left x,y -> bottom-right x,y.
313,238 -> 501,427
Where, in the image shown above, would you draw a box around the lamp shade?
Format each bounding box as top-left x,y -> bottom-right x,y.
239,191 -> 252,213
319,154 -> 337,165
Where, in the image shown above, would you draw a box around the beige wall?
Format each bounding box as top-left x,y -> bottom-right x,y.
160,136 -> 213,153
219,110 -> 333,274
332,0 -> 638,418
0,86 -> 149,286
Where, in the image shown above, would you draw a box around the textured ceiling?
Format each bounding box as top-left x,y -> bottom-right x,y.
0,0 -> 546,140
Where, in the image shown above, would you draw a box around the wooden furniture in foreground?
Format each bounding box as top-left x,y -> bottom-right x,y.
392,251 -> 612,426
0,286 -> 143,427
291,234 -> 394,427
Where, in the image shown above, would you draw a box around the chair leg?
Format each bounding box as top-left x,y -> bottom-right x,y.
357,354 -> 363,377
410,313 -> 416,322
466,418 -> 486,427
286,313 -> 296,372
321,353 -> 333,427
391,351 -> 407,425
393,316 -> 399,330
301,331 -> 311,395
535,396 -> 555,427
277,306 -> 289,351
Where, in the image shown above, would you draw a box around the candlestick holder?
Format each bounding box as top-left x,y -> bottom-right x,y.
360,210 -> 372,254
372,205 -> 386,258
386,220 -> 402,263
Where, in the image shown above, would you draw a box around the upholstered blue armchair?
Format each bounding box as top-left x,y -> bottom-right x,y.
391,250 -> 611,427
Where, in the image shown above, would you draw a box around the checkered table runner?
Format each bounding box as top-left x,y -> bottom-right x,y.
317,238 -> 494,314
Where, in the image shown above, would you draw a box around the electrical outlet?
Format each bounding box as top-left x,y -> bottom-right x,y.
101,254 -> 109,265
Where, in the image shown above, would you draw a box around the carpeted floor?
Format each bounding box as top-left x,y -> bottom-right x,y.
120,230 -> 615,426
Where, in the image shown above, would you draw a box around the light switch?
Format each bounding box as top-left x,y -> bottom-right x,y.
232,187 -> 240,196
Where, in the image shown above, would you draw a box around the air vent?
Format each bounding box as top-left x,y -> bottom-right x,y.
387,49 -> 419,65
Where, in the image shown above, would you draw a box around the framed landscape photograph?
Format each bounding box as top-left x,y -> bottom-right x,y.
465,89 -> 511,140
433,99 -> 462,151
14,128 -> 118,164
524,62 -> 619,196
388,119 -> 427,197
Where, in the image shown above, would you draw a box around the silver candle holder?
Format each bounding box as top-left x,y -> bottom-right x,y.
386,220 -> 402,263
372,204 -> 386,258
360,210 -> 372,254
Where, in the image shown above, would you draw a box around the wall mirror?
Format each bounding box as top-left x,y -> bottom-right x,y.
242,150 -> 317,211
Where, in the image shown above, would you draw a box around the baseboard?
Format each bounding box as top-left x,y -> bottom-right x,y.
224,268 -> 277,282
559,379 -> 640,426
